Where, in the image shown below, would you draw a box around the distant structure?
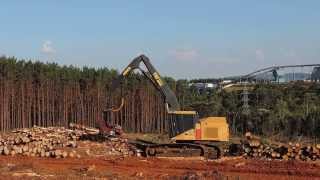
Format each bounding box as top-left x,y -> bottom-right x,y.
188,82 -> 218,93
311,67 -> 320,82
241,82 -> 250,115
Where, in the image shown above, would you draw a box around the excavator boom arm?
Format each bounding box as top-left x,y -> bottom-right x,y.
110,55 -> 180,112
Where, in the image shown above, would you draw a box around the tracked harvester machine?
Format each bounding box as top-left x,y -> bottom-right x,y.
102,55 -> 231,159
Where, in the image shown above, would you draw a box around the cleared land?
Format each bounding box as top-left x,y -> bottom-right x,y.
0,154 -> 319,179
0,128 -> 320,179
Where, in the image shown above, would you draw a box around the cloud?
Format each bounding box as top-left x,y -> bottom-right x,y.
0,52 -> 8,58
169,49 -> 198,61
209,57 -> 240,64
283,50 -> 297,58
255,49 -> 265,61
41,40 -> 56,54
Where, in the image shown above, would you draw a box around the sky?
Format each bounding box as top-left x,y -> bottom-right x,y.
0,1 -> 319,79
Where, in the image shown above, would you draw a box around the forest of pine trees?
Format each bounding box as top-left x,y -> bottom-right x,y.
0,56 -> 169,133
0,56 -> 320,140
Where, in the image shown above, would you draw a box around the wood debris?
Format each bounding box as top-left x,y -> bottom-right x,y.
241,132 -> 320,161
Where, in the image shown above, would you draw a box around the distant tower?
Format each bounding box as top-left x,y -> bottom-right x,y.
242,81 -> 250,115
272,69 -> 279,83
311,67 -> 320,82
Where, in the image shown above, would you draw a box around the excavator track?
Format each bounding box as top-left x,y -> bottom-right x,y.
133,141 -> 221,159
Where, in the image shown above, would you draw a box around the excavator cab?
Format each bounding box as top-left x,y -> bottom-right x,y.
168,111 -> 199,138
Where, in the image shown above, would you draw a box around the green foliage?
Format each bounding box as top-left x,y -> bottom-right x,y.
177,82 -> 320,139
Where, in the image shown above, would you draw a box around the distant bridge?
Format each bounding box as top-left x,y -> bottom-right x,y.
242,64 -> 320,80
190,64 -> 320,91
220,64 -> 320,90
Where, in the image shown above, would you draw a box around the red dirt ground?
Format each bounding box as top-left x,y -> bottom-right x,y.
0,155 -> 319,179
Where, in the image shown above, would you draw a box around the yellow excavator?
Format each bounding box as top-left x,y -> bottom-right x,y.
101,54 -> 231,159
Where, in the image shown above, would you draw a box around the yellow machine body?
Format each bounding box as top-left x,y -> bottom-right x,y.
172,117 -> 229,142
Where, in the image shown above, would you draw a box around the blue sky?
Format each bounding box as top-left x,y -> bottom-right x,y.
0,1 -> 319,79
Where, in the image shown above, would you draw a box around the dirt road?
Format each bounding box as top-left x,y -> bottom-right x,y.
0,156 -> 319,179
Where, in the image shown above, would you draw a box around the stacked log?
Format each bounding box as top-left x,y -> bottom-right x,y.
69,123 -> 100,135
242,132 -> 320,161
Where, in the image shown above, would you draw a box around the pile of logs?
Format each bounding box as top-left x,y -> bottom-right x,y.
0,126 -> 80,158
0,124 -> 136,158
242,132 -> 320,161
